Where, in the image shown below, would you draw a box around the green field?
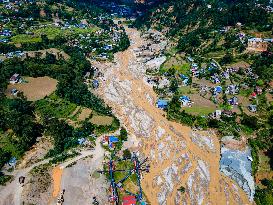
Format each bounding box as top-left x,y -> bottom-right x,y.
183,106 -> 215,116
35,93 -> 77,119
160,62 -> 190,74
11,26 -> 99,44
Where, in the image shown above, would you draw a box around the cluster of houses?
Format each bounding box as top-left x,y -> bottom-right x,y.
247,38 -> 273,52
156,95 -> 193,110
0,0 -> 35,13
83,69 -> 100,90
101,135 -> 119,149
153,52 -> 265,115
0,29 -> 12,43
4,51 -> 25,58
0,29 -> 12,37
98,2 -> 134,17
9,73 -> 23,96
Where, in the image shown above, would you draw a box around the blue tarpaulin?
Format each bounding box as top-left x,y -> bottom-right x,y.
157,99 -> 168,109
214,86 -> 222,93
109,136 -> 119,143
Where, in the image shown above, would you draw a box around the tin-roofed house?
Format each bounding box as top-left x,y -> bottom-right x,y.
9,73 -> 22,84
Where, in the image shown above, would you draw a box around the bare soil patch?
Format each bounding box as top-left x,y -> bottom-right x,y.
78,108 -> 92,121
26,48 -> 70,60
226,61 -> 250,69
18,137 -> 53,169
21,164 -> 53,205
222,136 -> 247,151
6,76 -> 57,101
52,166 -> 63,198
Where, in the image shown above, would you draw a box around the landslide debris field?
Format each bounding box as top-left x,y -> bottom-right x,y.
0,26 -> 253,205
94,26 -> 251,204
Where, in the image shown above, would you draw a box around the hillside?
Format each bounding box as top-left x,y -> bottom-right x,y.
134,0 -> 273,204
1,0 -> 273,204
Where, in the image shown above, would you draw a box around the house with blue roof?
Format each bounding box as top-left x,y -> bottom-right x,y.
180,74 -> 189,86
179,96 -> 192,107
156,99 -> 168,109
92,80 -> 99,89
109,136 -> 119,149
214,86 -> 222,94
8,157 -> 17,167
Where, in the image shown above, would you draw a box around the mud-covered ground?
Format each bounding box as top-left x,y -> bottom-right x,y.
94,26 -> 251,205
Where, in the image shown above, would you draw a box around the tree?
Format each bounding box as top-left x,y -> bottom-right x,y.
178,186 -> 185,193
123,149 -> 131,159
0,148 -> 11,169
220,53 -> 233,65
45,118 -> 73,153
170,79 -> 178,93
120,127 -> 128,141
41,34 -> 49,45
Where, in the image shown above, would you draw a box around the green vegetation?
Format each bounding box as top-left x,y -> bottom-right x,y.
183,106 -> 215,116
11,26 -> 98,44
35,93 -> 77,119
0,173 -> 13,186
255,179 -> 273,205
48,150 -> 79,164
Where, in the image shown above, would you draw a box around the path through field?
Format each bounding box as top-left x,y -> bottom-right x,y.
95,27 -> 251,205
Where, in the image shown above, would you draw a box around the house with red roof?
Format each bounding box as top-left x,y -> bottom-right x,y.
122,195 -> 137,205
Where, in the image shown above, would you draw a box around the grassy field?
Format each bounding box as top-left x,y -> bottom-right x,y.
35,93 -> 77,119
183,106 -> 215,116
178,86 -> 192,95
113,160 -> 139,197
160,52 -> 190,74
11,26 -> 99,44
204,50 -> 226,59
258,152 -> 272,172
160,62 -> 190,74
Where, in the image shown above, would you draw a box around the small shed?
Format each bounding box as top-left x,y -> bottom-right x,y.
92,80 -> 99,89
179,96 -> 191,106
11,88 -> 19,96
9,73 -> 21,84
8,157 -> 17,167
228,96 -> 238,105
214,86 -> 222,93
250,92 -> 257,99
78,138 -> 86,145
248,104 -> 257,112
19,176 -> 25,184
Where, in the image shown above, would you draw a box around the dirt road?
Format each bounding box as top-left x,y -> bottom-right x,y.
0,148 -> 97,205
95,27 -> 251,204
0,157 -> 53,205
49,136 -> 108,205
